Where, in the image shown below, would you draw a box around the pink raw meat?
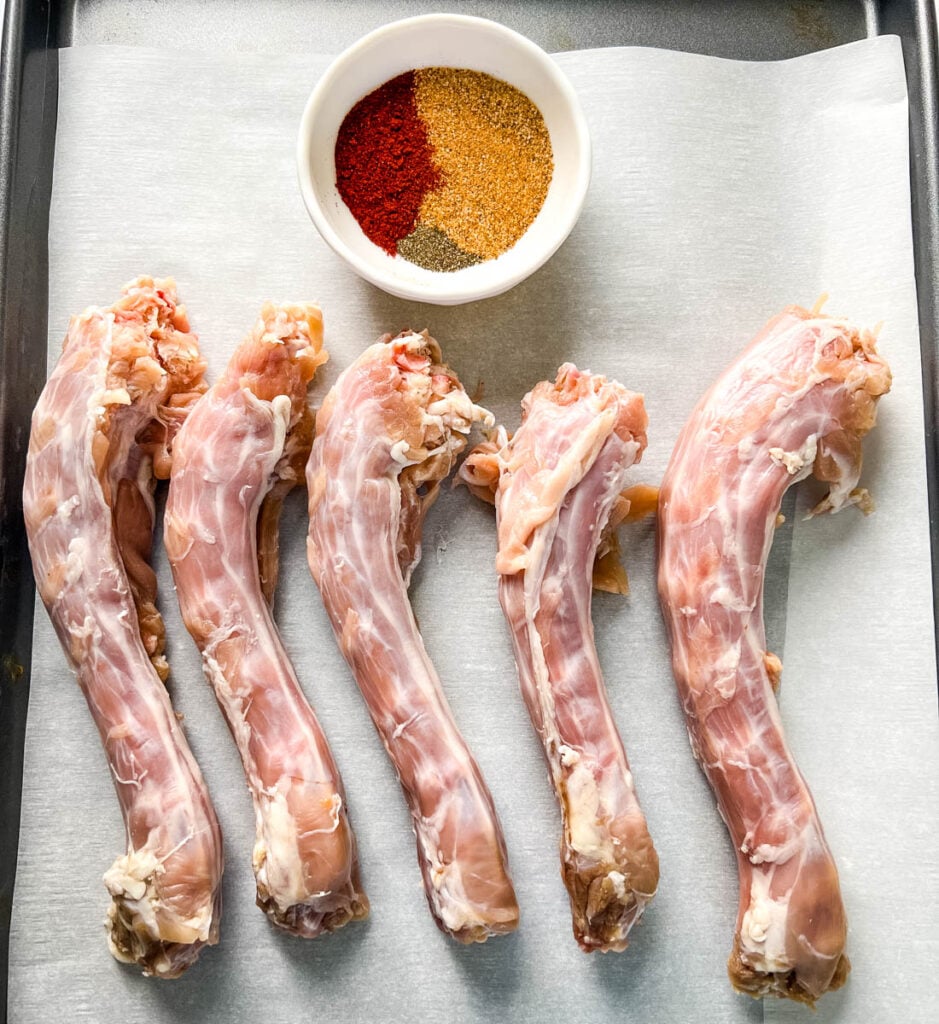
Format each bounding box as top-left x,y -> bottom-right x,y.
460,364 -> 659,952
657,304 -> 891,1004
165,303 -> 367,937
23,278 -> 223,978
306,330 -> 519,943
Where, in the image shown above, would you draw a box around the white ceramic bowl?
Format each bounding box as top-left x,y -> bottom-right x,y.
297,14 -> 591,305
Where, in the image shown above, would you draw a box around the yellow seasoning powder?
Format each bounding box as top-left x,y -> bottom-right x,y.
413,68 -> 554,262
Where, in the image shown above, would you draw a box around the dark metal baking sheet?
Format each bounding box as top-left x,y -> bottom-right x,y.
0,3 -> 58,1023
1,3 -> 936,1022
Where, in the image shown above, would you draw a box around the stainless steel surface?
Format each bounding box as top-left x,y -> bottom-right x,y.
58,0 -> 868,58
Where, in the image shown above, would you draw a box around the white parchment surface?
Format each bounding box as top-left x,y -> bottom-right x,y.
9,36 -> 939,1024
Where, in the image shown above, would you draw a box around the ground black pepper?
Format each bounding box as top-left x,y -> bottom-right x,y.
334,66 -> 553,271
396,224 -> 481,273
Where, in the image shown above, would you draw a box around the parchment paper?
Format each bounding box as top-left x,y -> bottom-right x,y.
9,36 -> 939,1024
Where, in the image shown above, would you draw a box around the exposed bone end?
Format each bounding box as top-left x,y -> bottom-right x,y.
425,872 -> 520,944
445,919 -> 517,944
252,789 -> 370,939
730,849 -> 849,1005
423,851 -> 520,945
106,903 -> 215,980
563,834 -> 660,953
728,937 -> 850,1007
104,851 -> 220,979
569,872 -> 647,953
256,884 -> 369,939
439,905 -> 520,945
418,817 -> 520,945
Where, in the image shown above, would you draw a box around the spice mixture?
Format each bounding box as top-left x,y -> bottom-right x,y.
334,71 -> 440,255
334,68 -> 553,272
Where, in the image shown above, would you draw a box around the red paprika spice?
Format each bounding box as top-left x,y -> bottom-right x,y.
335,72 -> 441,255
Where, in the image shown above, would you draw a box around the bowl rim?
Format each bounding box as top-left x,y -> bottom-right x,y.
296,12 -> 592,306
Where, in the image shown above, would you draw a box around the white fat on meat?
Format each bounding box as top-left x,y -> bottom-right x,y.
306,330 -> 519,944
657,305 -> 891,1005
165,302 -> 368,938
22,277 -> 224,979
460,363 -> 660,953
